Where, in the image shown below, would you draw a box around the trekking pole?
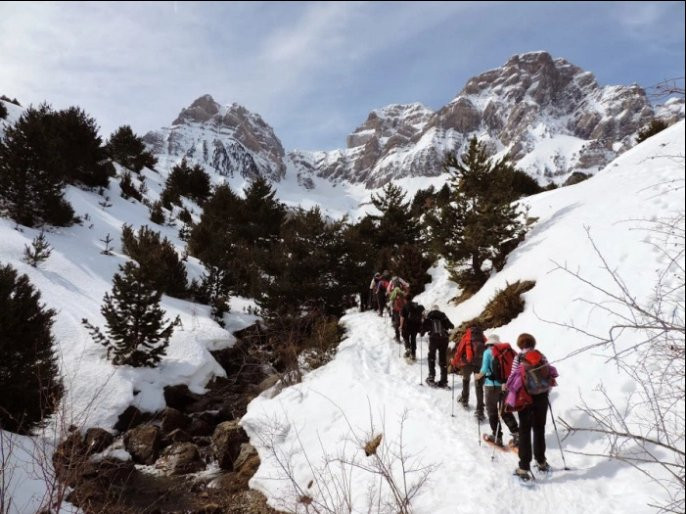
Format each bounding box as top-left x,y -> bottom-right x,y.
477,406 -> 482,446
491,400 -> 503,461
451,373 -> 455,417
548,399 -> 571,470
419,335 -> 423,386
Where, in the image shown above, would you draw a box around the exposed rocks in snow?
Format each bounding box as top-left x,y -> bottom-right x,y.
155,442 -> 205,475
212,420 -> 250,471
124,424 -> 161,465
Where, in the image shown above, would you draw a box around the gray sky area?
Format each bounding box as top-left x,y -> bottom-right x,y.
1,1 -> 684,150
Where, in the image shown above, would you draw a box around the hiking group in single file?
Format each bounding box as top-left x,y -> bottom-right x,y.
366,271 -> 561,482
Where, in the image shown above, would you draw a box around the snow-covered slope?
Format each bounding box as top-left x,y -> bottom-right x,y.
0,102 -> 259,429
243,121 -> 685,513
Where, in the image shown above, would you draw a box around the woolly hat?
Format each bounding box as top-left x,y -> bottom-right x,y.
485,334 -> 501,346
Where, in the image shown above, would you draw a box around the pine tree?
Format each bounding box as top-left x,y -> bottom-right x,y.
0,263 -> 63,433
100,233 -> 114,255
149,200 -> 165,225
429,137 -> 527,292
0,104 -> 75,227
23,230 -> 52,267
0,101 -> 7,120
105,125 -> 157,172
161,159 -> 211,206
121,224 -> 188,298
82,262 -> 181,367
370,183 -> 419,249
119,170 -> 142,201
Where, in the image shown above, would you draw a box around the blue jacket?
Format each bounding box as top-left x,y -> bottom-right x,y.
480,347 -> 501,387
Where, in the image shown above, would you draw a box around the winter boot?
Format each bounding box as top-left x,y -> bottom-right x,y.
474,410 -> 486,422
436,380 -> 448,388
404,350 -> 410,358
509,433 -> 519,448
513,467 -> 532,481
425,376 -> 435,386
536,460 -> 551,472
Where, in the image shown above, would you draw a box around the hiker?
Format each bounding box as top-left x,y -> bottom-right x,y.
389,281 -> 409,342
473,334 -> 519,448
505,333 -> 558,479
376,272 -> 390,317
420,305 -> 454,387
450,324 -> 487,421
400,295 -> 424,360
367,272 -> 381,312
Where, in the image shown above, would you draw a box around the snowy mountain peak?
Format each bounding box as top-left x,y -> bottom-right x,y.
145,95 -> 286,182
291,51 -> 680,188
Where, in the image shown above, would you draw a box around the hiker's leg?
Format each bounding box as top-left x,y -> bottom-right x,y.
475,375 -> 485,415
485,386 -> 500,434
460,368 -> 471,403
427,337 -> 437,379
518,405 -> 533,471
532,393 -> 548,464
438,337 -> 448,383
410,331 -> 417,357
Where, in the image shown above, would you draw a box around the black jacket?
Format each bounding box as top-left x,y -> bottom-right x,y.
421,310 -> 454,337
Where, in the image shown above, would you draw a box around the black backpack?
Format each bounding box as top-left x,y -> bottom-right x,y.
407,303 -> 424,325
430,315 -> 448,337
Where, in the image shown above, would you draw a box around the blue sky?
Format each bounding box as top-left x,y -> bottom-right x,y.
1,1 -> 683,150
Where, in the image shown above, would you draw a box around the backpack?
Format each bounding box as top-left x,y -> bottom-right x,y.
489,343 -> 516,383
470,327 -> 485,366
430,316 -> 447,337
519,350 -> 553,395
406,302 -> 423,326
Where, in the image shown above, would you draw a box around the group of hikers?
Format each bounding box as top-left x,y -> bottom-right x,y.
362,271 -> 560,481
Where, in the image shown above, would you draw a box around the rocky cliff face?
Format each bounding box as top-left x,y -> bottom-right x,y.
143,95 -> 286,182
291,51 -> 680,187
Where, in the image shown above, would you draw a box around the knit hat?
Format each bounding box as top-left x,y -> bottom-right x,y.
485,334 -> 501,346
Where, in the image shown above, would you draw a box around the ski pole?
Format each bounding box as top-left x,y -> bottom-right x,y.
477,404 -> 482,446
491,399 -> 503,460
451,373 -> 455,417
548,399 -> 570,470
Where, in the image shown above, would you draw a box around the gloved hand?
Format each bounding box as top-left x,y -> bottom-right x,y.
474,372 -> 484,380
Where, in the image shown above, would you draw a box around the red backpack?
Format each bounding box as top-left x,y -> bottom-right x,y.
489,343 -> 516,383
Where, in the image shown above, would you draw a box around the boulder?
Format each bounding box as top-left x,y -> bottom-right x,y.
211,421 -> 248,470
84,428 -> 114,455
164,384 -> 201,410
124,425 -> 161,465
233,443 -> 260,481
160,407 -> 190,434
155,442 -> 205,475
114,405 -> 145,432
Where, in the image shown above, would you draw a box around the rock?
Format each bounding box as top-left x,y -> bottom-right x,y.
164,384 -> 201,410
160,407 -> 190,434
215,403 -> 236,423
114,405 -> 145,432
124,425 -> 161,465
84,428 -> 114,455
166,428 -> 191,444
211,421 -> 249,470
233,443 -> 260,481
155,442 -> 205,475
188,417 -> 214,437
206,472 -> 247,494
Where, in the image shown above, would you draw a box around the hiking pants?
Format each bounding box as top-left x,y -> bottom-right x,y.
428,335 -> 449,383
459,366 -> 485,414
377,291 -> 386,316
517,392 -> 548,471
485,386 -> 518,436
359,289 -> 369,311
402,328 -> 418,357
392,311 -> 401,341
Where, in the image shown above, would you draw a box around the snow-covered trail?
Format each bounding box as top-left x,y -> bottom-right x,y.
245,309 -> 635,514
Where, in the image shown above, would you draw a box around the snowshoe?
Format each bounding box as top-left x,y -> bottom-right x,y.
482,433 -> 506,450
536,461 -> 552,473
425,377 -> 435,386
